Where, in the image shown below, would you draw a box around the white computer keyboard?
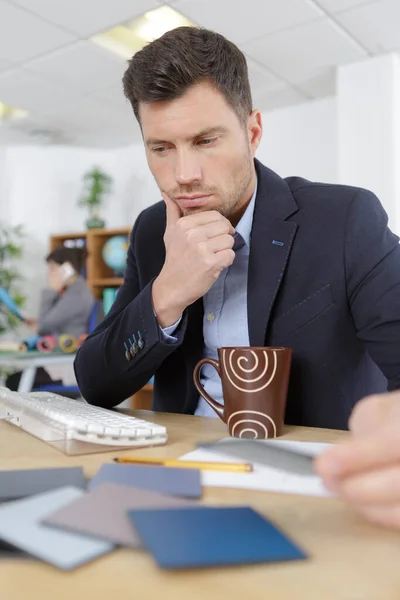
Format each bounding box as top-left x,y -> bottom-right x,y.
0,387 -> 167,451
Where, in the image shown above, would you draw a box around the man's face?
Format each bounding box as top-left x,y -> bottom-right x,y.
140,81 -> 262,221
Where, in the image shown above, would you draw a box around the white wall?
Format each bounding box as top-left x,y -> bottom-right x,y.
337,54 -> 400,234
0,148 -> 10,217
108,144 -> 159,227
258,97 -> 338,183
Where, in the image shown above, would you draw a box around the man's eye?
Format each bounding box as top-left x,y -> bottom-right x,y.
151,146 -> 168,154
197,138 -> 216,146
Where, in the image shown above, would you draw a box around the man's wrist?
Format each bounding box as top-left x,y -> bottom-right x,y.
152,277 -> 185,328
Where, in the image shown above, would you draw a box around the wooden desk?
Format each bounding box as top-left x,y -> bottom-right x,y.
0,412 -> 400,600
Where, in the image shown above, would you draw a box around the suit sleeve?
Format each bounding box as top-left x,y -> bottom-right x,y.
345,189 -> 400,390
74,213 -> 188,408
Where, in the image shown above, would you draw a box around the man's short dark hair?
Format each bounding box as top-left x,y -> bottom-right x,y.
122,26 -> 253,125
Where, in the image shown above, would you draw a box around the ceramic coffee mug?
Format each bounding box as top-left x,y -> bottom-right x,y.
193,346 -> 292,439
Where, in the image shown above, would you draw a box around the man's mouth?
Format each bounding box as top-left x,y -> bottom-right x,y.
175,194 -> 212,208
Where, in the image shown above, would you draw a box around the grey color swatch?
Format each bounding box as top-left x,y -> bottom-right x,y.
44,482 -> 198,548
0,486 -> 113,570
0,467 -> 86,501
88,463 -> 202,498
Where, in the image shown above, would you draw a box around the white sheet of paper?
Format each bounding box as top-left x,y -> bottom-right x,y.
180,439 -> 334,498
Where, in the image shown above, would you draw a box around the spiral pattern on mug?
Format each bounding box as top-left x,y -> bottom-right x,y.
222,349 -> 277,393
227,410 -> 277,439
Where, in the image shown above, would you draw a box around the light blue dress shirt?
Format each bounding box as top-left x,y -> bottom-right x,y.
161,180 -> 257,417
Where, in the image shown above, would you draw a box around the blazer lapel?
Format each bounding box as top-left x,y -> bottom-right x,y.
248,160 -> 298,346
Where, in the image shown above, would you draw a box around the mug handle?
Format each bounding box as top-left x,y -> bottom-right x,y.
193,358 -> 225,421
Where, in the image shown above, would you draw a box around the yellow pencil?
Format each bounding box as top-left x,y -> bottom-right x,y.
113,456 -> 253,473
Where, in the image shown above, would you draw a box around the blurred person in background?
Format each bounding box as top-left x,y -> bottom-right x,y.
6,246 -> 93,392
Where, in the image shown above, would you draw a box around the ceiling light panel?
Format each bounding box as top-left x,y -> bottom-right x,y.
91,5 -> 197,60
0,101 -> 28,124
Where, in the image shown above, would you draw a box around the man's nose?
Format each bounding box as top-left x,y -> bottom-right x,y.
175,149 -> 202,185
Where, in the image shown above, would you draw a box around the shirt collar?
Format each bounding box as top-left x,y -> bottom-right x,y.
234,176 -> 258,249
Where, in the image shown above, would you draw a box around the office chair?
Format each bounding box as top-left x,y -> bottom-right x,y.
33,300 -> 101,399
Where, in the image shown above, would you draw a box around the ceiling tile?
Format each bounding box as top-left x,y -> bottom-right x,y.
171,0 -> 323,44
44,95 -> 134,133
246,58 -> 283,92
253,83 -> 307,112
0,124 -> 30,144
95,86 -> 135,121
315,0 -> 378,14
0,57 -> 15,73
0,68 -> 82,112
3,112 -> 76,144
73,124 -> 142,148
42,94 -> 140,147
297,68 -> 337,98
0,1 -> 75,63
24,42 -> 127,94
243,18 -> 366,84
10,0 -> 161,37
335,0 -> 400,52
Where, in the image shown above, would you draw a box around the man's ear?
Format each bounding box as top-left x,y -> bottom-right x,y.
248,109 -> 263,155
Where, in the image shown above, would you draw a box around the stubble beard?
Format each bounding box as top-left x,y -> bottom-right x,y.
181,150 -> 254,220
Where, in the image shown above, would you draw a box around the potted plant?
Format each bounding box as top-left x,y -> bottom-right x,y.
0,223 -> 26,380
78,166 -> 113,229
0,222 -> 25,338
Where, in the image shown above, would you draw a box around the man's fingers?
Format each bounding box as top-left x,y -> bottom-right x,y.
337,465 -> 400,506
214,248 -> 235,271
205,234 -> 235,254
162,198 -> 235,236
162,192 -> 181,227
349,393 -> 397,437
315,426 -> 400,482
196,221 -> 235,240
357,503 -> 400,530
181,210 -> 235,232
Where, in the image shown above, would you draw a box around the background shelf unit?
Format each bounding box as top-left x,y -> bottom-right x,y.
49,227 -> 153,409
49,227 -> 131,300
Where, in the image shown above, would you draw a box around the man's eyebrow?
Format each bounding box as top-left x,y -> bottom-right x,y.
145,126 -> 227,147
193,126 -> 228,138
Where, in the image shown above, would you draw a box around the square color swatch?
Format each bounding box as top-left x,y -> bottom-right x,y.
128,506 -> 307,570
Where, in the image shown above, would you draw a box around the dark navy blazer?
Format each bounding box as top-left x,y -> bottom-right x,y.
74,159 -> 400,429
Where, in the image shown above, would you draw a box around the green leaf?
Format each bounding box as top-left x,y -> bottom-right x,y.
0,221 -> 25,337
77,166 -> 113,211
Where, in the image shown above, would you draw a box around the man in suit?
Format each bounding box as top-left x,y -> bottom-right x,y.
74,27 -> 400,429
